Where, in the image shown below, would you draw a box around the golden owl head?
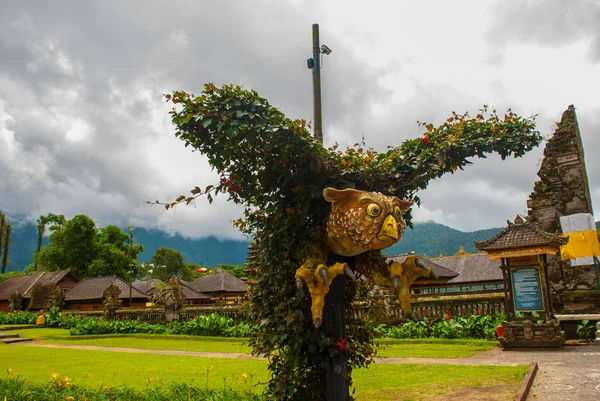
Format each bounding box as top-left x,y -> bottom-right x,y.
323,187 -> 412,257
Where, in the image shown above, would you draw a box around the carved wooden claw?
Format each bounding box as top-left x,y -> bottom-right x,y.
295,262 -> 350,328
389,255 -> 433,319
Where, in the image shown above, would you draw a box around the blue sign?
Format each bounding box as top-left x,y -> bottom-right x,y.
511,267 -> 544,312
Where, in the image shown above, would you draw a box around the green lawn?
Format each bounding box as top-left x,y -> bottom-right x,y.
0,344 -> 528,400
10,328 -> 252,354
4,328 -> 498,358
0,344 -> 266,393
376,338 -> 498,358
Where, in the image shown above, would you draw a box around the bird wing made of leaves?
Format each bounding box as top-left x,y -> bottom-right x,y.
161,84 -> 541,215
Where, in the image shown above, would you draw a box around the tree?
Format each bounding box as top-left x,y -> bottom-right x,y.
35,216 -> 143,280
150,247 -> 185,280
35,213 -> 66,271
163,84 -> 542,400
36,214 -> 97,277
181,263 -> 206,281
216,264 -> 246,278
0,211 -> 12,274
88,225 -> 143,278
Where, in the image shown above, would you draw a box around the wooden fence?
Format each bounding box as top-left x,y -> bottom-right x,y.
64,290 -> 505,323
351,290 -> 505,322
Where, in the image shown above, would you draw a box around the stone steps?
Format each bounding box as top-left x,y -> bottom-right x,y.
0,333 -> 32,344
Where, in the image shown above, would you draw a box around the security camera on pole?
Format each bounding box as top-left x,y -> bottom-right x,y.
307,23 -> 332,145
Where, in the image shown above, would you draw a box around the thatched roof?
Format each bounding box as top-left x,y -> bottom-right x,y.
0,273 -> 43,301
132,278 -> 164,295
387,255 -> 459,281
429,253 -> 502,284
188,269 -> 247,294
0,270 -> 75,302
179,280 -> 211,300
474,216 -> 567,252
64,276 -> 147,301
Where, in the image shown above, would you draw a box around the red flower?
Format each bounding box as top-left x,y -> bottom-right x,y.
445,309 -> 451,315
286,208 -> 293,215
422,311 -> 427,316
362,161 -> 368,168
445,315 -> 451,321
422,136 -> 430,143
334,338 -> 347,352
477,308 -> 482,314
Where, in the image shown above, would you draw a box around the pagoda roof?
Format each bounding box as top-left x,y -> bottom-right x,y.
474,215 -> 567,253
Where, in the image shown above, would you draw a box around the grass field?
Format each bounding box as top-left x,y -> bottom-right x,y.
5,327 -> 498,358
0,343 -> 527,400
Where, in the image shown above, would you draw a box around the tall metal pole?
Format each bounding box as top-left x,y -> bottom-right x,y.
312,23 -> 323,144
128,226 -> 134,307
309,23 -> 347,401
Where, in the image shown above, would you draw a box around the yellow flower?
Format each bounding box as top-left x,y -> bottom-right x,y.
65,397 -> 74,401
209,365 -> 214,372
51,373 -> 60,380
63,376 -> 71,383
7,368 -> 13,376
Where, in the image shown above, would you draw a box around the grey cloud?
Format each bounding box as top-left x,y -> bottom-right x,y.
1,1 -> 598,240
488,0 -> 600,62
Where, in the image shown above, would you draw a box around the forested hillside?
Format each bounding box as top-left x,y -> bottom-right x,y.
383,222 -> 502,257
4,219 -> 506,272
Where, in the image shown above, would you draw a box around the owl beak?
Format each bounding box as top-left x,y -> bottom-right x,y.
378,215 -> 399,240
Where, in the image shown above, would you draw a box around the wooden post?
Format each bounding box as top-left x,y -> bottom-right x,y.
323,253 -> 352,401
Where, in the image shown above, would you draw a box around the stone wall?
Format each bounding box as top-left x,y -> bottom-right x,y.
527,105 -> 593,232
526,105 -> 599,298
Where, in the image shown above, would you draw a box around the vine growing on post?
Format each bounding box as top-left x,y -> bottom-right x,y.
162,83 -> 542,400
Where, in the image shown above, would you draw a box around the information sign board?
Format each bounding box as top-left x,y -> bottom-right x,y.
511,266 -> 544,312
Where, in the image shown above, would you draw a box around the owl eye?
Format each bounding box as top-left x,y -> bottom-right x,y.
394,206 -> 403,219
366,203 -> 381,217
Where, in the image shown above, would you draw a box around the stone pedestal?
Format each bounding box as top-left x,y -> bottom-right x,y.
499,319 -> 566,348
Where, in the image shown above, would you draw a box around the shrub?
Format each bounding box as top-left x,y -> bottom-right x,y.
0,376 -> 264,401
66,313 -> 258,337
384,313 -> 505,340
0,311 -> 37,325
576,320 -> 596,340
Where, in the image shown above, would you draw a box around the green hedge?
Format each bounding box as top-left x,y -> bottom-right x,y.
374,313 -> 505,340
0,311 -> 37,325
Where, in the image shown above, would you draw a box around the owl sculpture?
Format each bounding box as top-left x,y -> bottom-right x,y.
295,187 -> 433,328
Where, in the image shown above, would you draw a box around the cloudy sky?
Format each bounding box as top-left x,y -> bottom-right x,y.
1,0 -> 599,240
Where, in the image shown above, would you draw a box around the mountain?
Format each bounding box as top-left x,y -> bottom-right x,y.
4,219 -> 503,272
3,221 -> 251,273
383,221 -> 502,257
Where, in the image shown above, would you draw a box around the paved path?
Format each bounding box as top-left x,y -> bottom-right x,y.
17,342 -> 600,400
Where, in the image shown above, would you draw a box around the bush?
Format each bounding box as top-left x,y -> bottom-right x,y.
0,311 -> 37,325
67,313 -> 259,337
382,313 -> 505,340
576,320 -> 596,340
0,376 -> 264,401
